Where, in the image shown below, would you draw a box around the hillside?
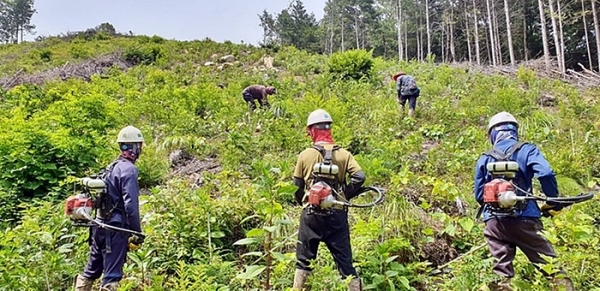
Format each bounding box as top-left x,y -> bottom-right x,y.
1,33 -> 600,291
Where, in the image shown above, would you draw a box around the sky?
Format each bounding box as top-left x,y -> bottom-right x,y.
26,0 -> 326,44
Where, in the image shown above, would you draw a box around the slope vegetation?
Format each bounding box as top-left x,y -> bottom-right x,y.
0,34 -> 599,291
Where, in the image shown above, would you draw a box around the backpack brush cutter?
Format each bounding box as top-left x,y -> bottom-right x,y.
308,183 -> 386,209
64,177 -> 145,239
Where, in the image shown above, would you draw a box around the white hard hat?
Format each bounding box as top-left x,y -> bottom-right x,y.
307,109 -> 333,127
117,126 -> 144,143
488,112 -> 518,133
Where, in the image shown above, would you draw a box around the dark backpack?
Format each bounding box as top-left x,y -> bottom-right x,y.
95,159 -> 126,220
400,76 -> 419,96
483,142 -> 526,162
477,141 -> 528,218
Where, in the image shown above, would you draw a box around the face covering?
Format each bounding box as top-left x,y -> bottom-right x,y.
119,143 -> 143,163
489,124 -> 518,145
308,126 -> 334,144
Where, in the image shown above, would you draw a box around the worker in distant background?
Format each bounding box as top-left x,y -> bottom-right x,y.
393,71 -> 420,117
292,109 -> 366,291
74,126 -> 145,291
242,84 -> 276,111
473,112 -> 574,291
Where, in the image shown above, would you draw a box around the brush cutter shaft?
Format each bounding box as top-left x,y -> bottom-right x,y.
75,208 -> 146,238
335,186 -> 385,208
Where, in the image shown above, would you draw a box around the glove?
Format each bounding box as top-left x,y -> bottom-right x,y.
128,235 -> 144,251
541,203 -> 563,218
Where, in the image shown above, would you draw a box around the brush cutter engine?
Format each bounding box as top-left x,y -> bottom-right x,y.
64,176 -> 106,226
484,179 -> 521,208
308,181 -> 344,209
483,161 -> 523,209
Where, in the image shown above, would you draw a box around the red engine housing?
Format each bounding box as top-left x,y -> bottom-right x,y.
308,182 -> 332,206
64,195 -> 93,216
483,179 -> 514,204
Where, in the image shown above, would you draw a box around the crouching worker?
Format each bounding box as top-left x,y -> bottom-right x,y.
393,71 -> 420,117
242,84 -> 276,111
292,109 -> 366,291
473,112 -> 574,291
74,126 -> 145,291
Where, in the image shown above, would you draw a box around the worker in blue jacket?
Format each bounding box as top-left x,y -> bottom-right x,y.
74,126 -> 145,291
473,112 -> 573,291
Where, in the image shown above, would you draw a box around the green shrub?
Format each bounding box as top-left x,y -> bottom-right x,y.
327,49 -> 374,81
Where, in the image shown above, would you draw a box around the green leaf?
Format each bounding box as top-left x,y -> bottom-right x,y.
459,217 -> 474,233
271,251 -> 287,262
210,231 -> 225,238
385,255 -> 399,264
277,184 -> 298,195
58,243 -> 73,253
233,237 -> 261,246
246,228 -> 265,237
241,251 -> 263,257
235,265 -> 266,280
240,214 -> 260,224
263,225 -> 278,233
399,276 -> 410,289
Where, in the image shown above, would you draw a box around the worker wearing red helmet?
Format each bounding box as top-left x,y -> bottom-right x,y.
393,71 -> 420,117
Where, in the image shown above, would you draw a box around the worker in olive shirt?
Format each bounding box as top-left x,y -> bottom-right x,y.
292,109 -> 366,291
241,84 -> 276,111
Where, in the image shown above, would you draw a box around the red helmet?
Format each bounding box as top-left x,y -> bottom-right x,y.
392,71 -> 406,81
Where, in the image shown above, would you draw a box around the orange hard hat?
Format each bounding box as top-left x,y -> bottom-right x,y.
392,71 -> 406,81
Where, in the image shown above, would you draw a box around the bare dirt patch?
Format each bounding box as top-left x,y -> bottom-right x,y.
168,149 -> 222,188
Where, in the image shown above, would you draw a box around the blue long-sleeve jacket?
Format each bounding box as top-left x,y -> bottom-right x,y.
104,157 -> 142,232
473,139 -> 558,221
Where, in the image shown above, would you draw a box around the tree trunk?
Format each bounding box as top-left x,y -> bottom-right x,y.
450,9 -> 456,62
426,0 -> 432,56
419,6 -> 424,61
441,22 -> 446,62
473,0 -> 482,64
582,0 -> 593,69
341,16 -> 345,51
548,0 -> 563,72
591,0 -> 600,69
397,0 -> 403,61
354,7 -> 360,49
523,8 -> 528,61
538,0 -> 551,72
465,9 -> 473,63
405,17 -> 409,60
486,0 -> 497,65
504,0 -> 516,65
493,5 -> 503,65
557,0 -> 565,70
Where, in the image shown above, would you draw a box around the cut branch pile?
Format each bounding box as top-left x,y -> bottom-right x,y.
454,58 -> 600,89
0,53 -> 134,91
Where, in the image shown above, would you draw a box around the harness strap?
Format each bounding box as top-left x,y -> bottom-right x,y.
477,141 -> 528,219
483,141 -> 526,161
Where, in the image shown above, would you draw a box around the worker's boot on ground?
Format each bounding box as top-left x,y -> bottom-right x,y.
292,269 -> 311,290
398,104 -> 405,116
408,108 -> 415,118
550,277 -> 574,291
348,277 -> 363,291
100,282 -> 119,291
74,275 -> 94,291
488,278 -> 513,291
